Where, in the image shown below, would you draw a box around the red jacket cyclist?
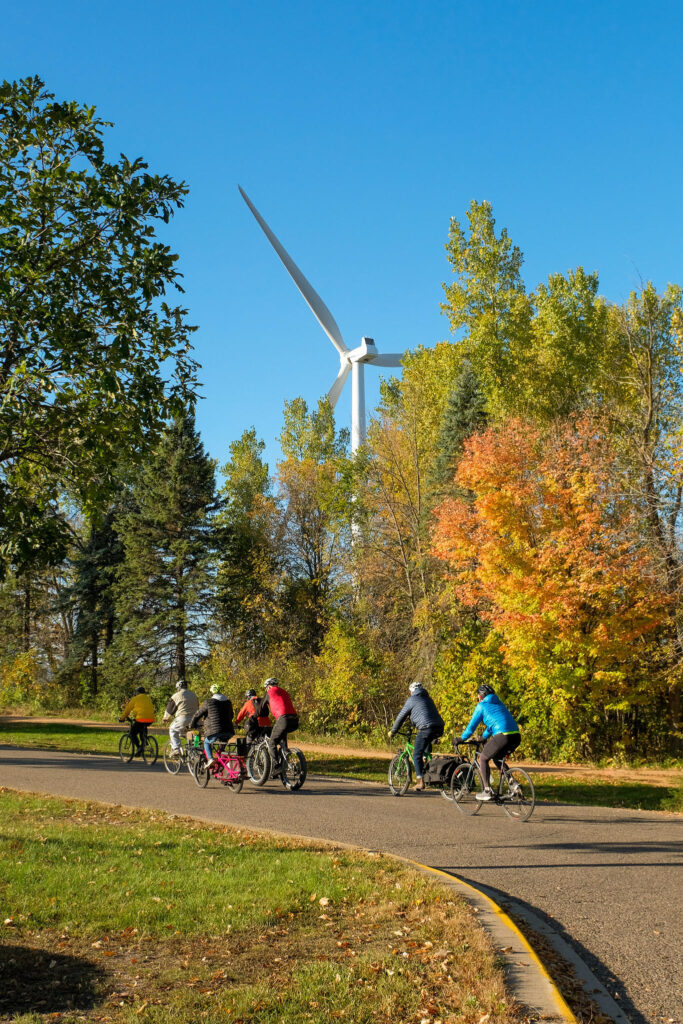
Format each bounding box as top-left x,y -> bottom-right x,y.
260,678 -> 298,772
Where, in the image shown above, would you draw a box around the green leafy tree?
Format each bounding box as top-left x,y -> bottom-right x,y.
109,414 -> 217,690
441,199 -> 532,408
215,428 -> 280,654
0,76 -> 198,572
276,398 -> 351,653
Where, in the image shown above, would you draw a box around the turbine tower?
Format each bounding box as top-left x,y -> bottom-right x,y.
239,186 -> 405,452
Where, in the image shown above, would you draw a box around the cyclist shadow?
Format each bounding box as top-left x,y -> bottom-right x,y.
0,944 -> 102,1016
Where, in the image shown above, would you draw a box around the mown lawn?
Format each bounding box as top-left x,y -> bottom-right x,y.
0,790 -> 516,1024
2,721 -> 681,812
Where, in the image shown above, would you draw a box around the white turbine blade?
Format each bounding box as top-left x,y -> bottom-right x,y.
369,353 -> 404,367
239,186 -> 349,357
327,362 -> 351,408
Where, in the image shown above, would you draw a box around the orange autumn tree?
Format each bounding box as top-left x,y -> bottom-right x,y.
431,415 -> 671,757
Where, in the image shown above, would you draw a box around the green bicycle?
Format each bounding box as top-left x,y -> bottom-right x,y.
387,728 -> 458,799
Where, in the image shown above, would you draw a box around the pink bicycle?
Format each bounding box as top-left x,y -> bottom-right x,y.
192,739 -> 247,792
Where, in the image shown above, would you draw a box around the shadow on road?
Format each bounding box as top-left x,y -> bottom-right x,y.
435,871 -> 649,1024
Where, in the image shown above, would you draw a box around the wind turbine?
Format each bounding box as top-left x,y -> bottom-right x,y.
239,186 -> 405,452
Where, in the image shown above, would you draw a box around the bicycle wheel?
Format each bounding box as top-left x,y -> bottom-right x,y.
281,748 -> 307,791
247,743 -> 270,786
450,763 -> 484,815
222,756 -> 244,793
193,759 -> 210,788
500,766 -> 535,821
118,734 -> 134,763
163,742 -> 183,775
186,747 -> 201,776
141,735 -> 158,766
440,763 -> 457,802
388,753 -> 411,796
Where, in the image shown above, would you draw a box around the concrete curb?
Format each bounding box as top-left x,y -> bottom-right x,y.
400,860 -> 578,1023
487,891 -> 631,1024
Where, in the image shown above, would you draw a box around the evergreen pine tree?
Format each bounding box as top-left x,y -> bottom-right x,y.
111,414 -> 218,687
430,365 -> 488,495
63,511 -> 123,698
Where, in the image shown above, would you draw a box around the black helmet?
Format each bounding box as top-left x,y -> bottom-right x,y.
245,689 -> 257,699
477,684 -> 495,700
135,686 -> 146,695
175,678 -> 187,689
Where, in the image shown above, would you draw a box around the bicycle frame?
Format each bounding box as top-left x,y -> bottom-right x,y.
451,740 -> 535,820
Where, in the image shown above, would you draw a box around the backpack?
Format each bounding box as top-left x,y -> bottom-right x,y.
423,755 -> 461,785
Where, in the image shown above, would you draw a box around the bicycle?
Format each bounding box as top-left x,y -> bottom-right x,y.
193,738 -> 247,792
449,739 -> 535,821
118,718 -> 158,766
246,735 -> 307,791
162,732 -> 203,776
388,728 -> 459,799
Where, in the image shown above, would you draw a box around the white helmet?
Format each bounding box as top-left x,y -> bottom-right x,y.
409,681 -> 422,694
209,684 -> 220,695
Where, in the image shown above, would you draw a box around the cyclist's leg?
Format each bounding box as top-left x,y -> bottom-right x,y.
169,719 -> 185,752
413,728 -> 433,780
130,720 -> 143,752
279,714 -> 298,755
204,734 -> 218,764
478,734 -> 511,792
267,717 -> 287,764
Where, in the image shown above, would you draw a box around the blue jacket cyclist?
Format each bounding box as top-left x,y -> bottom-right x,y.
459,685 -> 521,800
389,682 -> 444,792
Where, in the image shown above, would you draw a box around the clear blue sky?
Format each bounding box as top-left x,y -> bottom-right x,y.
3,1 -> 682,475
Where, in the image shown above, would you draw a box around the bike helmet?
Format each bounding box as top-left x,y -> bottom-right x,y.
209,684 -> 221,695
409,681 -> 422,694
175,678 -> 187,689
245,688 -> 257,699
135,686 -> 146,695
477,684 -> 495,700
263,677 -> 277,689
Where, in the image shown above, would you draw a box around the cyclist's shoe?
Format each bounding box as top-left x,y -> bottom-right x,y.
475,788 -> 493,801
270,758 -> 283,776
206,758 -> 216,769
414,777 -> 425,791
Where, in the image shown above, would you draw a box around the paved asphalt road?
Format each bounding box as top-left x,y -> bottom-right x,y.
0,746 -> 681,1024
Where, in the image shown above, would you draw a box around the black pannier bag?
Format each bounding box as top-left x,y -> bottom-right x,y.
423,755 -> 460,786
235,737 -> 248,757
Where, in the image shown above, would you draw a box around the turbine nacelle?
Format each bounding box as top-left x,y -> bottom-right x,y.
347,337 -> 377,364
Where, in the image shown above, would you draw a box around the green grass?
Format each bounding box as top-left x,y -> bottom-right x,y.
533,777 -> 683,812
2,720 -> 682,812
0,790 -> 514,1024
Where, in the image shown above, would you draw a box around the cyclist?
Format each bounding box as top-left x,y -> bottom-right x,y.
119,686 -> 155,753
260,678 -> 298,773
389,681 -> 444,791
162,678 -> 199,755
236,688 -> 272,747
458,684 -> 521,801
189,684 -> 234,769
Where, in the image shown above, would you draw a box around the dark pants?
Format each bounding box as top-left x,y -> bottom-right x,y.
131,720 -> 151,752
267,714 -> 299,761
245,719 -> 271,746
478,732 -> 521,788
414,724 -> 444,778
